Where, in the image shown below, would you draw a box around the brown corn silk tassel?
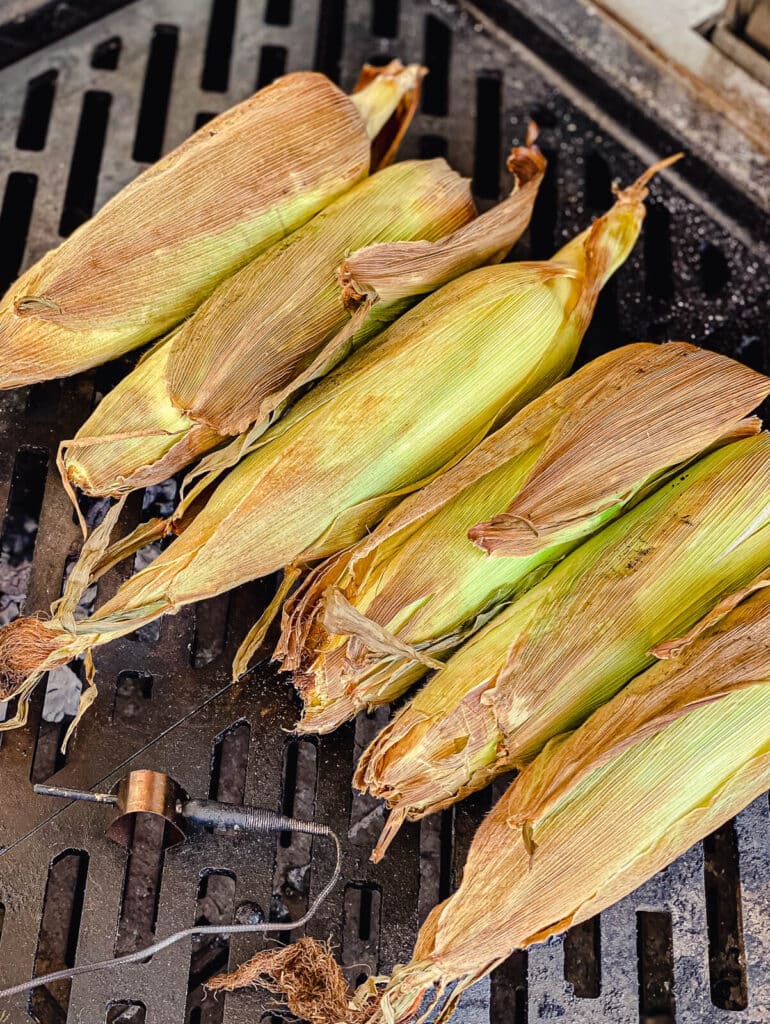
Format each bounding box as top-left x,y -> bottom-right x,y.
277,339 -> 769,736
0,63 -> 423,388
206,938 -> 377,1024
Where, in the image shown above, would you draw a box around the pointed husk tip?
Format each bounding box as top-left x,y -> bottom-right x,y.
613,152 -> 684,206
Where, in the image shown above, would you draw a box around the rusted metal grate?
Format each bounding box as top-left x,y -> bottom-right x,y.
0,1 -> 768,1022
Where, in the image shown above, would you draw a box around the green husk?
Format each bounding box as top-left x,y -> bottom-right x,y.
278,341 -> 769,734
357,432 -> 770,859
60,140 -> 547,498
209,575 -> 770,1024
367,576 -> 770,1024
0,187 -> 624,726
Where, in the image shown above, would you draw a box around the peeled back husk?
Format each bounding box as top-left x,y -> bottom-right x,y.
369,576 -> 770,1024
61,140 -> 548,497
279,340 -> 769,734
0,64 -> 423,389
357,432 -> 770,859
0,198 -> 624,725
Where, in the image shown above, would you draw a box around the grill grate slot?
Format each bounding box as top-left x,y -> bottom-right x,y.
372,0 -> 400,39
528,144 -> 557,258
704,819 -> 749,1011
107,1001 -> 147,1023
0,446 -> 48,623
16,68 -> 57,151
256,44 -> 287,88
92,36 -> 122,70
637,910 -> 676,1024
185,870 -> 237,1020
314,0 -> 346,81
564,917 -> 602,999
265,0 -> 293,27
0,171 -> 37,292
201,0 -> 237,92
115,814 -> 166,958
421,13 -> 450,116
31,849 -> 90,1024
132,25 -> 179,163
59,89 -> 112,237
473,73 -> 502,201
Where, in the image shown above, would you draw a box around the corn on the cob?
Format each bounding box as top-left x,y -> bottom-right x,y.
279,342 -> 769,734
357,432 -> 770,859
0,64 -> 422,389
60,140 -> 548,497
0,163 -> 652,727
370,574 -> 770,1024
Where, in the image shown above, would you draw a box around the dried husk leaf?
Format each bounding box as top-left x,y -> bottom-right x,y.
356,433 -> 770,858
365,585 -> 770,1024
0,65 -> 422,388
470,342 -> 770,554
279,342 -> 770,735
0,248 -> 586,719
337,130 -> 546,309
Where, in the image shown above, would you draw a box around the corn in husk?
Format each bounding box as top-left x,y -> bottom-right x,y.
0,168 -> 649,726
371,573 -> 770,1024
60,140 -> 547,497
0,64 -> 422,389
278,341 -> 770,734
357,432 -> 770,859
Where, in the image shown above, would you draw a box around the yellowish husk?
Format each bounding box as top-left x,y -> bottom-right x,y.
61,141 -> 548,497
0,155 -> 680,728
371,579 -> 770,1024
279,341 -> 769,734
356,432 -> 770,858
0,193 -> 627,724
0,65 -> 422,389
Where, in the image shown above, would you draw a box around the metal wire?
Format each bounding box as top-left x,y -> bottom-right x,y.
0,820 -> 341,1000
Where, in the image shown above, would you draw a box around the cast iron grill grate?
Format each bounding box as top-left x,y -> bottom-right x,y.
0,1 -> 769,1022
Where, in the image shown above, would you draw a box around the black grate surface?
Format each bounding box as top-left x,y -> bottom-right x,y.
0,1 -> 769,1022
